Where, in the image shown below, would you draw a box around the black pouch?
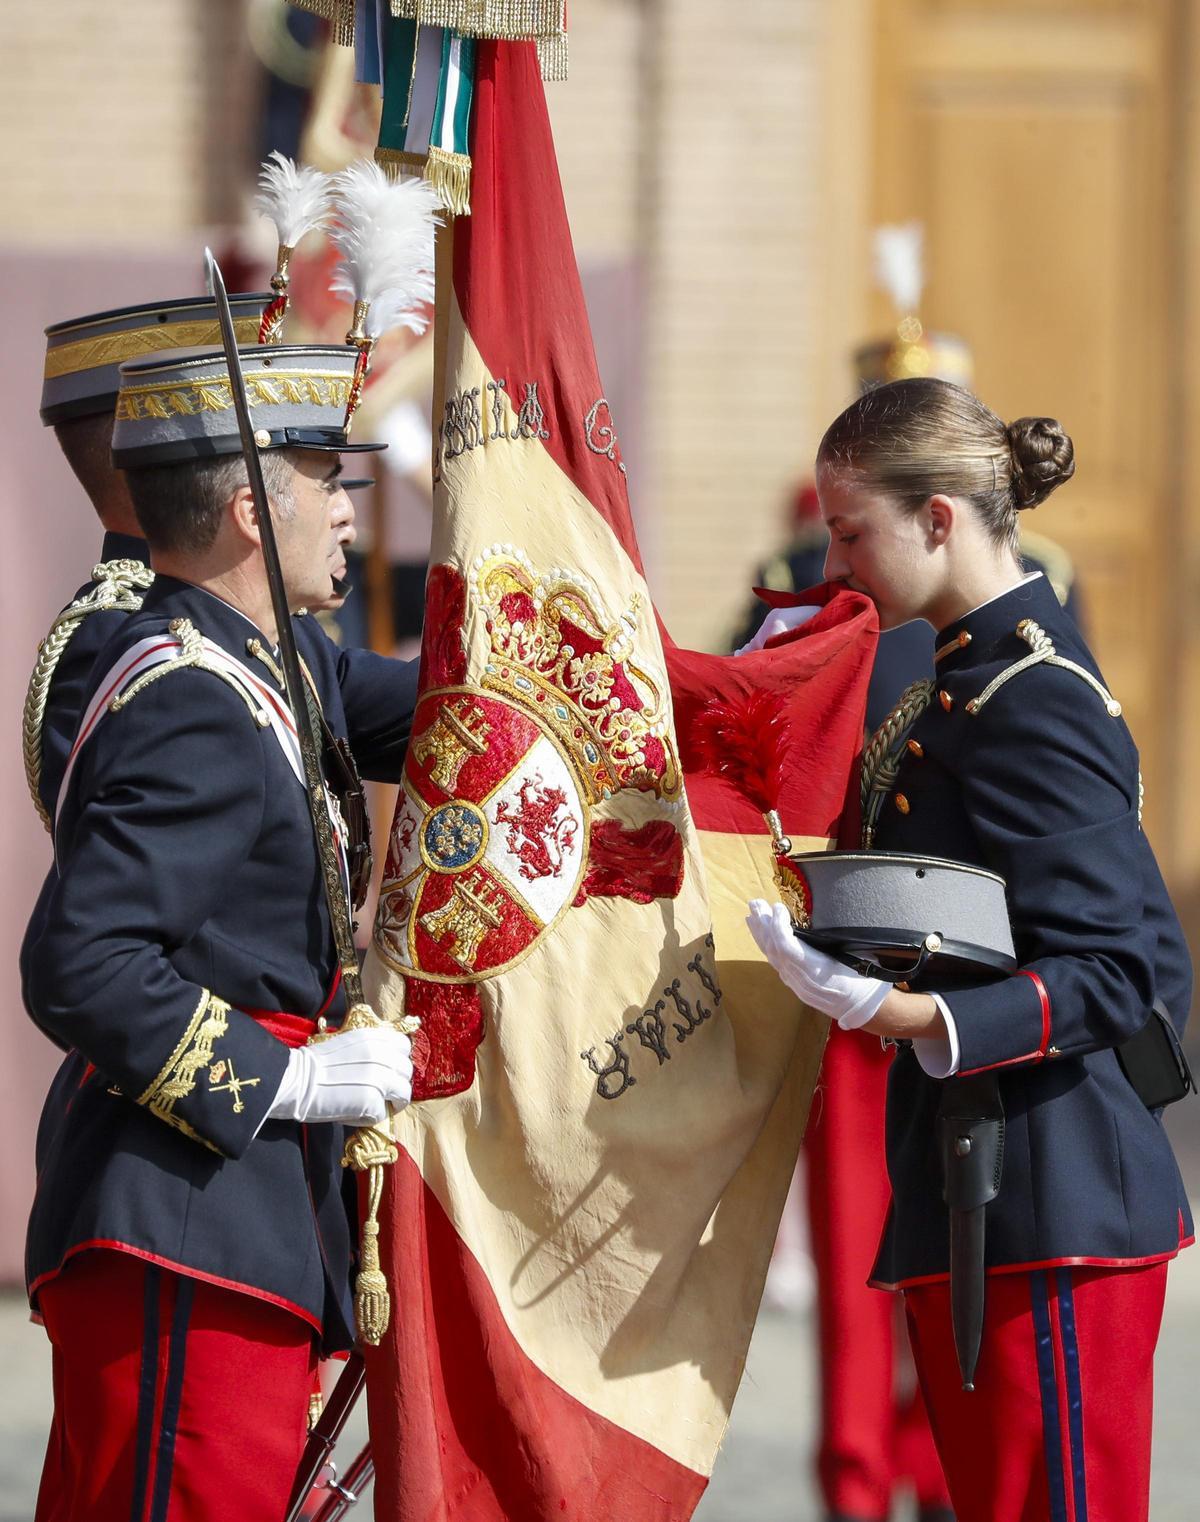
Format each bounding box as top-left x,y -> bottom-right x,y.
1116,1001 -> 1195,1110
314,711 -> 373,913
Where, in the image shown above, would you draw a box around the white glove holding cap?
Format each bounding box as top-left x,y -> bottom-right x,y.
268,1024 -> 414,1127
735,604 -> 821,657
745,899 -> 890,1030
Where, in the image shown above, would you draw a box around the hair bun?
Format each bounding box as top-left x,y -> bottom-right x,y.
1005,416 -> 1075,509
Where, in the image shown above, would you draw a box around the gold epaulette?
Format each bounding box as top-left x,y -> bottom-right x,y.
964,620 -> 1122,719
965,619 -> 1141,825
22,558 -> 155,832
109,619 -> 272,728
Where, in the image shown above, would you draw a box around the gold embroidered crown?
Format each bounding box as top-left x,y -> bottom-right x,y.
470,546 -> 681,804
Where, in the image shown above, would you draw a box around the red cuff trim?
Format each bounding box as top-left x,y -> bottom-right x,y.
958,968 -> 1052,1076
27,1240 -> 323,1334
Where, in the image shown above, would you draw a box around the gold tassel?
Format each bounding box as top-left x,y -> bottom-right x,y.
373,146 -> 431,180
423,145 -> 472,217
343,1122 -> 399,1345
336,999 -> 421,1344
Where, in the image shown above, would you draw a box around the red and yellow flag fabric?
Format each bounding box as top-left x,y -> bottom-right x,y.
360,40 -> 877,1521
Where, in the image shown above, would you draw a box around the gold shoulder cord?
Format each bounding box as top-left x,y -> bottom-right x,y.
964,619 -> 1122,719
22,558 -> 156,831
108,619 -> 273,726
965,618 -> 1141,826
860,678 -> 936,848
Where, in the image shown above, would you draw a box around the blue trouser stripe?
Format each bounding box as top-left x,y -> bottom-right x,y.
148,1275 -> 195,1522
129,1265 -> 161,1522
1030,1270 -> 1069,1522
1055,1268 -> 1089,1522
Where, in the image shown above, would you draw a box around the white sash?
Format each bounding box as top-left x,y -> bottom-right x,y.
57,632 -> 351,896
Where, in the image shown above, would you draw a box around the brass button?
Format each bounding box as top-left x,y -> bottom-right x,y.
939,689 -> 954,711
1047,1045 -> 1061,1057
894,793 -> 911,814
906,739 -> 924,758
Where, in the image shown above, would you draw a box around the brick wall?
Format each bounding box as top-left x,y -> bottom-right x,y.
0,0 -> 255,242
553,2 -> 841,650
2,0 -> 838,647
641,1 -> 834,649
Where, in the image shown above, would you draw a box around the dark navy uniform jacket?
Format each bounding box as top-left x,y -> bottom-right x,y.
26,574 -> 418,1351
868,573 -> 1193,1287
20,532 -> 153,1043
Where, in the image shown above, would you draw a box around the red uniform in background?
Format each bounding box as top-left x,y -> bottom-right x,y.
805,1029 -> 952,1522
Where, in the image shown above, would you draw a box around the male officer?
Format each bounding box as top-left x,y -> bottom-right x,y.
22,295 -> 360,1041
27,343 -> 418,1522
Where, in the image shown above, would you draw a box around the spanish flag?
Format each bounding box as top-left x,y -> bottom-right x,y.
360,40 -> 876,1520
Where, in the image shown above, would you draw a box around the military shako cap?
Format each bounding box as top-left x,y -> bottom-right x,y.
784,850 -> 1016,983
41,293 -> 273,427
113,345 -> 386,468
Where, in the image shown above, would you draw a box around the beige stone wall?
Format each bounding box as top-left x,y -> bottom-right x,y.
546,2 -> 644,266
1,0 -> 256,242
640,2 -> 844,648
546,2 -> 857,651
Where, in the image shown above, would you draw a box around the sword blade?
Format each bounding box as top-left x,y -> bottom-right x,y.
203,248 -> 363,1006
203,248 -> 318,755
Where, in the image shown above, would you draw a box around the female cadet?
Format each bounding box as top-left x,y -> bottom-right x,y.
746,377 -> 1193,1522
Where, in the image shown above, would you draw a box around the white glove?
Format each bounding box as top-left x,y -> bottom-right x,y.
735,604 -> 821,656
746,900 -> 889,1030
268,1025 -> 414,1126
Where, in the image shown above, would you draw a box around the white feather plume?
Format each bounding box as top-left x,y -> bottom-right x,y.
330,161 -> 440,340
873,221 -> 924,316
254,151 -> 334,251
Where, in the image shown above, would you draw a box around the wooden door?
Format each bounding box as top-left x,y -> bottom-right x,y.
868,0 -> 1181,854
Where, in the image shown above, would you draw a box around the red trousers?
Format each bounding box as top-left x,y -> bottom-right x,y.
905,1262 -> 1168,1522
805,1029 -> 949,1518
35,1249 -> 318,1522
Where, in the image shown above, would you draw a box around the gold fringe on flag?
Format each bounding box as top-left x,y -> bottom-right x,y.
536,29 -> 567,82
290,0 -> 356,47
297,0 -> 567,77
424,145 -> 472,217
375,145 -> 473,217
389,0 -> 562,36
374,146 -> 431,178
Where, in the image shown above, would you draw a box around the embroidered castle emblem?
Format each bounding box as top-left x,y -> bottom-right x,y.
375,685 -> 590,982
373,550 -> 689,1096
410,697 -> 491,793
